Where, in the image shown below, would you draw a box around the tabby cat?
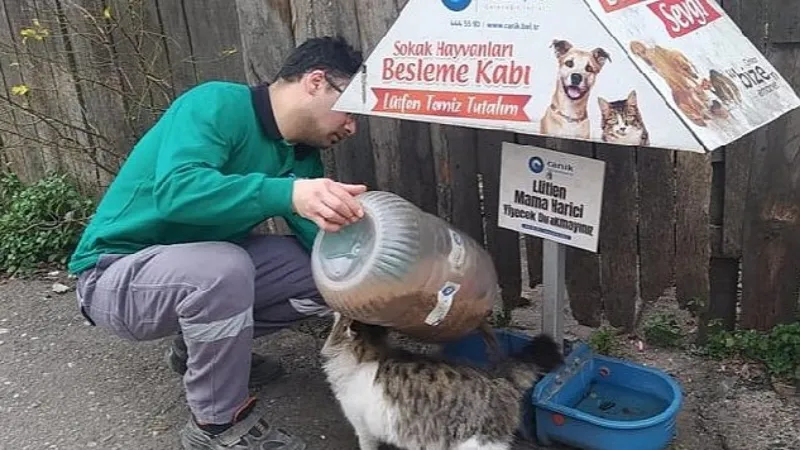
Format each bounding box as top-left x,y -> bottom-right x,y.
598,89 -> 650,146
320,312 -> 564,450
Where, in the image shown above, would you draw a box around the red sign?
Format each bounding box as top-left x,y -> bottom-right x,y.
372,88 -> 531,122
647,0 -> 722,38
598,0 -> 646,13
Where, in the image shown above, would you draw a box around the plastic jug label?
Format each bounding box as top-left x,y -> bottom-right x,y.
425,281 -> 460,326
448,230 -> 466,274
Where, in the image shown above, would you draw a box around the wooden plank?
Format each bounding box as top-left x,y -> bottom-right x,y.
769,2 -> 800,44
59,0 -> 130,186
700,146 -> 739,334
105,0 -> 172,139
721,0 -> 769,50
596,143 -> 639,331
147,0 -> 176,107
289,0 -> 377,188
523,235 -> 543,287
718,0 -> 756,260
709,151 -> 724,253
403,119 -> 438,214
95,0 -> 139,146
23,0 -> 74,178
431,124 -> 483,243
637,147 -> 676,304
0,1 -> 34,180
181,0 -> 246,84
156,0 -> 197,95
675,151 -> 712,308
235,0 -> 293,84
515,134 -> 545,288
739,40 -> 800,330
1,0 -> 51,180
566,244 -> 604,327
37,0 -> 99,191
722,136 -> 754,257
354,0 -> 437,214
559,139 -> 603,328
700,256 -> 739,339
0,136 -> 8,167
476,130 -> 522,313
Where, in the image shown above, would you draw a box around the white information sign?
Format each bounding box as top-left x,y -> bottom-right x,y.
333,0 -> 800,153
497,141 -> 606,253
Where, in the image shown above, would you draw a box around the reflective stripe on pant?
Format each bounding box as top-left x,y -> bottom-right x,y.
75,234 -> 330,424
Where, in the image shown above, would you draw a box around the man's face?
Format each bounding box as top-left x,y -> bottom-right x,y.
304,70 -> 357,149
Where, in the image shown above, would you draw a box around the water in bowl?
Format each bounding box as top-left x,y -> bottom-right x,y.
573,380 -> 670,422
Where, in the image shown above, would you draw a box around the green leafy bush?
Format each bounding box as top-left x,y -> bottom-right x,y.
0,169 -> 23,209
703,320 -> 800,382
643,312 -> 684,349
588,325 -> 620,356
0,172 -> 94,275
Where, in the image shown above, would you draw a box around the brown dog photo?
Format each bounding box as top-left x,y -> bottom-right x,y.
540,39 -> 611,140
629,40 -> 740,127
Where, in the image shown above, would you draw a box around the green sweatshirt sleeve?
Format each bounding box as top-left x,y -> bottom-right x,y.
284,213 -> 320,251
152,84 -> 295,226
282,150 -> 325,251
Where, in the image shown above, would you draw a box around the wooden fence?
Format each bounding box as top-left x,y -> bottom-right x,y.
0,0 -> 797,334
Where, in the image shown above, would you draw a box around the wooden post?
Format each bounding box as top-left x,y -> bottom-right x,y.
733,0 -> 800,330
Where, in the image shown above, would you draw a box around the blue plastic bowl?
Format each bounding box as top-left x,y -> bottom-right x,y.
532,342 -> 683,450
440,329 -> 684,450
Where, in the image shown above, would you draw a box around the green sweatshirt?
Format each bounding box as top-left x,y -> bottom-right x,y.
68,81 -> 324,275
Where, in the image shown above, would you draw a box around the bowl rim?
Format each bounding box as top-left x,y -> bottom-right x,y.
531,343 -> 684,430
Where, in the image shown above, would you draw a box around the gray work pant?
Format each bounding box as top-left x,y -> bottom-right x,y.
75,234 -> 330,424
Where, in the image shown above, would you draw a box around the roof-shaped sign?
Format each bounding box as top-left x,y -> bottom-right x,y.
334,0 -> 800,152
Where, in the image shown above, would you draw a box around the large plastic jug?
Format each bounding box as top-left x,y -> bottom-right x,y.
310,190 -> 500,342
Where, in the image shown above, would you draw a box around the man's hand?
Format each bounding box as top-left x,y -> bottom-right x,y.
292,178 -> 367,232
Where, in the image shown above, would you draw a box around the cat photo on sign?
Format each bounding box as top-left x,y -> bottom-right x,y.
598,89 -> 650,146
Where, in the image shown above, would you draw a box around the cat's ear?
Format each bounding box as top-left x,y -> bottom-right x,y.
627,90 -> 638,105
342,317 -> 356,340
349,320 -> 389,342
551,39 -> 573,58
598,97 -> 610,114
333,313 -> 357,340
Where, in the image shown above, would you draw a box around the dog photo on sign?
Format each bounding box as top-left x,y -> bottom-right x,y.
540,38 -> 611,140
628,40 -> 742,128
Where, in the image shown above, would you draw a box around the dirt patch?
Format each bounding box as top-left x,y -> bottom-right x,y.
3,260 -> 797,450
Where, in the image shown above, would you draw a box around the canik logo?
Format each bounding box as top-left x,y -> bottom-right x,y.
442,0 -> 472,12
528,156 -> 545,174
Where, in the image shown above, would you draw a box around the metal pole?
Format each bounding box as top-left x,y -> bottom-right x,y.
542,239 -> 566,350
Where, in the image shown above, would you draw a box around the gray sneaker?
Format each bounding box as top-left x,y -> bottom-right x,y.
180,400 -> 306,450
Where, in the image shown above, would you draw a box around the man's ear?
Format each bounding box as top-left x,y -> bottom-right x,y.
303,69 -> 326,94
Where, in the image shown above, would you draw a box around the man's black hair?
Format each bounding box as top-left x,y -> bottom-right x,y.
276,36 -> 363,82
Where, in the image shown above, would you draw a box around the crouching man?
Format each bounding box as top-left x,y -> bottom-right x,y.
69,36 -> 366,450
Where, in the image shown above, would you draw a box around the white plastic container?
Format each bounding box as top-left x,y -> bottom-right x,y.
310,190 -> 499,342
